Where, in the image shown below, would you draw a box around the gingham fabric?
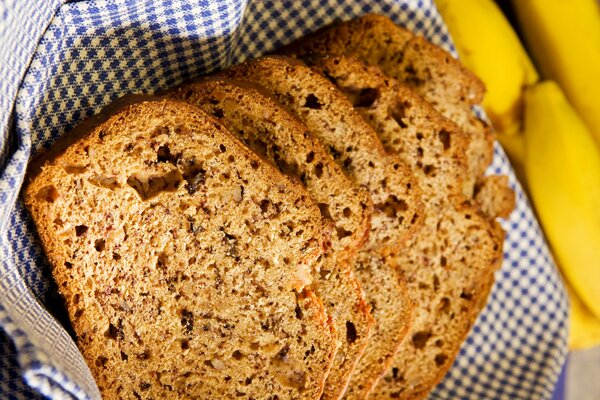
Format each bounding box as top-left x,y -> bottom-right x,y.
0,0 -> 568,399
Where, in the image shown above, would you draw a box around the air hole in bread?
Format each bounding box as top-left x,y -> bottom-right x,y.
105,322 -> 123,340
434,353 -> 448,366
120,351 -> 128,361
75,225 -> 88,236
314,162 -> 324,178
440,256 -> 447,267
412,331 -> 432,349
433,275 -> 440,291
139,382 -> 151,392
244,377 -> 253,386
295,304 -> 303,320
37,185 -> 59,202
64,261 -> 73,269
95,356 -> 108,368
304,94 -> 322,109
342,207 -> 352,218
232,350 -> 244,360
275,157 -> 299,177
438,129 -> 451,150
346,321 -> 357,344
460,290 -> 474,301
435,339 -> 444,347
94,239 -> 106,252
417,147 -> 424,157
305,151 -> 315,163
219,144 -> 227,153
317,203 -> 332,220
439,297 -> 451,313
180,339 -> 190,350
376,195 -> 408,219
137,350 -> 151,360
342,86 -> 380,108
410,213 -> 419,224
156,145 -> 179,164
213,108 -> 225,119
260,199 -> 271,213
391,367 -> 404,382
112,252 -> 121,261
336,226 -> 352,239
390,102 -> 410,129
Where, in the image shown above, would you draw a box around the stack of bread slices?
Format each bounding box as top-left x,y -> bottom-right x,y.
24,14 -> 514,400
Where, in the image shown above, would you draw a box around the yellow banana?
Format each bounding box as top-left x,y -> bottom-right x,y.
524,81 -> 600,319
568,283 -> 600,350
513,0 -> 600,148
436,0 -> 538,136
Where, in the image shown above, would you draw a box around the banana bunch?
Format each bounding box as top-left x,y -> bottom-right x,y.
524,81 -> 600,349
514,0 -> 600,149
436,0 -> 600,349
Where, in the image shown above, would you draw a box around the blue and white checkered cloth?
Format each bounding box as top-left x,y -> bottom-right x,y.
0,1 -> 568,399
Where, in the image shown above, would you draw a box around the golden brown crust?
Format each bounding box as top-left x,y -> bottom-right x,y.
24,98 -> 337,400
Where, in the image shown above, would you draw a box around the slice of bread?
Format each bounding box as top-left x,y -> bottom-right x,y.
280,14 -> 494,197
372,204 -> 503,400
166,79 -> 376,400
24,98 -> 338,400
304,55 -> 505,399
221,56 -> 421,399
306,55 -> 470,206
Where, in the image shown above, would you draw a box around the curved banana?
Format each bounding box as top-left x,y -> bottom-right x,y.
569,283 -> 600,350
524,81 -> 600,319
436,0 -> 538,136
514,0 -> 600,148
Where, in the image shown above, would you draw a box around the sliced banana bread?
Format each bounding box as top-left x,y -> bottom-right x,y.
280,13 -> 494,197
166,79 -> 376,400
306,55 -> 470,206
221,56 -> 421,399
24,98 -> 337,400
304,55 -> 506,399
221,56 -> 424,255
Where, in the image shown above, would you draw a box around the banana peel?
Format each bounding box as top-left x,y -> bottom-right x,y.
524,81 -> 600,320
514,0 -> 600,148
569,282 -> 600,350
436,0 -> 538,136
